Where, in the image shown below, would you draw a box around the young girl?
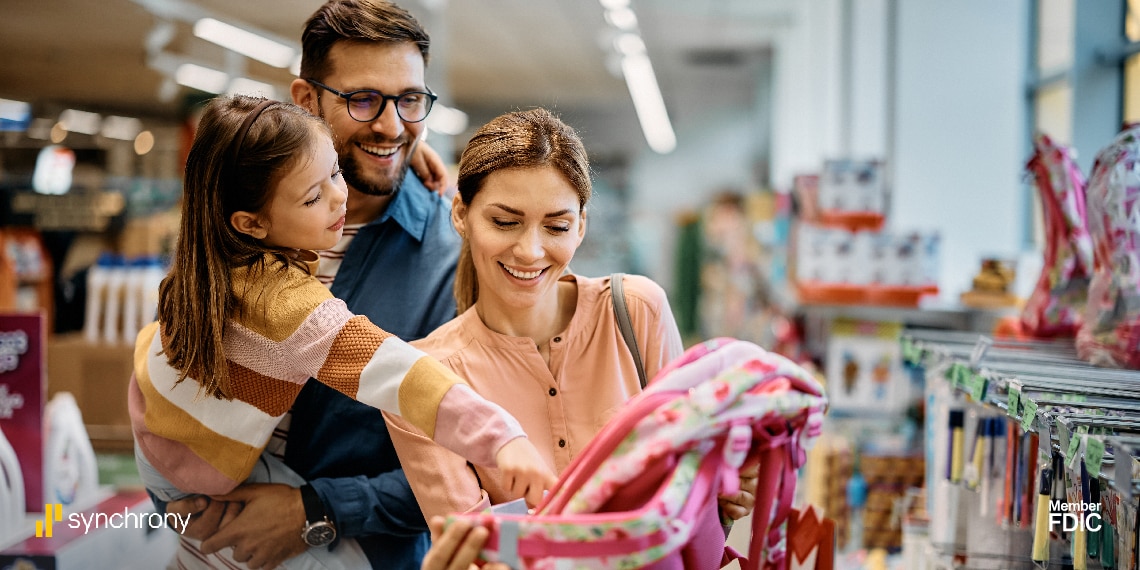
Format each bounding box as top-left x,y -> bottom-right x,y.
128,96 -> 554,561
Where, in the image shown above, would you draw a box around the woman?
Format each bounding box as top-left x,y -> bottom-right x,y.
390,108 -> 757,529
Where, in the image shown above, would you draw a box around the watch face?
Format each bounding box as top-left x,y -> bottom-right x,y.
303,521 -> 336,547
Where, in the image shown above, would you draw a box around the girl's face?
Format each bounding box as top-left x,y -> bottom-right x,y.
238,132 -> 349,252
454,166 -> 586,312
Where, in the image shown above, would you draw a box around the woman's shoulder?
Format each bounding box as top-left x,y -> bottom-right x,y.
606,273 -> 668,311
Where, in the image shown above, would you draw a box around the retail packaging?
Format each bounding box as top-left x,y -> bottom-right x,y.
0,312 -> 46,514
0,490 -> 179,569
46,334 -> 134,451
0,425 -> 25,546
825,319 -> 909,413
42,393 -> 99,509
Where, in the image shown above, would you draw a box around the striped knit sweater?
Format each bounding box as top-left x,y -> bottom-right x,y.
128,253 -> 523,496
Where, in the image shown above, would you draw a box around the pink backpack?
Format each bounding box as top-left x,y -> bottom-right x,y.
1020,133 -> 1093,337
449,338 -> 827,569
1077,125 -> 1140,368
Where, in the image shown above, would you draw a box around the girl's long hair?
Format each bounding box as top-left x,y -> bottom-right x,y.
158,95 -> 329,399
453,108 -> 591,314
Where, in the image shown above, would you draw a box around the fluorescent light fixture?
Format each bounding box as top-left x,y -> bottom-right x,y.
194,18 -> 295,68
59,109 -> 102,135
599,0 -> 629,9
290,54 -> 302,77
614,33 -> 645,56
426,103 -> 469,136
621,53 -> 676,154
605,7 -> 638,31
227,76 -> 277,99
101,116 -> 142,141
0,98 -> 30,122
176,62 -> 229,93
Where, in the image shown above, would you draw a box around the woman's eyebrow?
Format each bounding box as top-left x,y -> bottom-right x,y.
488,203 -> 573,217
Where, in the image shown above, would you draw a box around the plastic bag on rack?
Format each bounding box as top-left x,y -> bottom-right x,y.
1020,133 -> 1092,338
1077,124 -> 1140,368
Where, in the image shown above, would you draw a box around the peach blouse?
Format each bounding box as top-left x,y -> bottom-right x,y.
386,273 -> 684,520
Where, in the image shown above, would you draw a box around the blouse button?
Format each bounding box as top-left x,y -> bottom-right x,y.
558,439 -> 567,448
553,336 -> 562,342
549,387 -> 557,396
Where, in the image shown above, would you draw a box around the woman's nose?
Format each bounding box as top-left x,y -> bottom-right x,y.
513,228 -> 544,262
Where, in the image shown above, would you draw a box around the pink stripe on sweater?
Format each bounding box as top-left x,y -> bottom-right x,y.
224,298 -> 353,384
432,384 -> 526,467
128,375 -> 243,495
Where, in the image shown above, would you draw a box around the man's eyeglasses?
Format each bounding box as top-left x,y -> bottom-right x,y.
306,79 -> 437,123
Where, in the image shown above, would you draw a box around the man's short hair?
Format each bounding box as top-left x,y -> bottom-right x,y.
300,0 -> 431,81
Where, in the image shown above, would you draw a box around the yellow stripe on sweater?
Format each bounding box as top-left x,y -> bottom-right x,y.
397,356 -> 464,440
134,323 -> 265,484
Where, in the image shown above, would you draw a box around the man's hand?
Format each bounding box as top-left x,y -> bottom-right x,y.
494,438 -> 557,508
165,495 -> 243,540
422,516 -> 509,570
198,484 -> 308,570
411,141 -> 451,196
717,463 -> 759,521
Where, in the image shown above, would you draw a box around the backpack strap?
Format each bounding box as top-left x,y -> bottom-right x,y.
611,273 -> 648,389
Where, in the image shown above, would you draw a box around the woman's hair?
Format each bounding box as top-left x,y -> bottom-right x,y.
158,95 -> 331,399
300,0 -> 430,81
453,108 -> 591,314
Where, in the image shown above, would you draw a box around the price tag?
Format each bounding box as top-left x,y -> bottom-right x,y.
1058,423 -> 1071,463
1085,437 -> 1105,477
1007,386 -> 1021,419
1020,398 -> 1038,432
970,372 -> 987,401
1066,432 -> 1082,469
901,337 -> 916,365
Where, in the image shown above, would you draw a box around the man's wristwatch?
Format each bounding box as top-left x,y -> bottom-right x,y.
299,484 -> 337,548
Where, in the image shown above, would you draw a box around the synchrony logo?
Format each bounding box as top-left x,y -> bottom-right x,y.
33,502 -> 192,537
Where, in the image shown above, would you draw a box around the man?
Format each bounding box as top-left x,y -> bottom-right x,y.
161,1 -> 458,568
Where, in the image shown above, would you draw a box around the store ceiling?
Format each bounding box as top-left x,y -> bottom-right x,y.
0,0 -> 787,158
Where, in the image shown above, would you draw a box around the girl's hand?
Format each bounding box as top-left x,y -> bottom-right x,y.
717,463 -> 759,521
411,141 -> 450,196
494,438 -> 557,508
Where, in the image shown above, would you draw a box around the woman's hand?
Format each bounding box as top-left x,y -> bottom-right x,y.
717,463 -> 759,521
494,437 -> 557,508
422,516 -> 509,570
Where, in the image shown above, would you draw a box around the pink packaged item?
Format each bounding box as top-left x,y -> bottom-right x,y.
1020,133 -> 1092,337
448,338 -> 827,569
1077,125 -> 1140,368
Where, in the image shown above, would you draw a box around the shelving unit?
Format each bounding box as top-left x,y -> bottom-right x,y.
902,329 -> 1140,570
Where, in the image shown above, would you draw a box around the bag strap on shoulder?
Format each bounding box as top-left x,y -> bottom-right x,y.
611,273 -> 648,389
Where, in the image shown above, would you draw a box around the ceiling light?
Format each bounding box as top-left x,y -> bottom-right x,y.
59,109 -> 102,135
599,0 -> 630,10
605,8 -> 638,31
426,103 -> 469,136
614,33 -> 645,56
227,77 -> 277,99
0,98 -> 31,132
101,116 -> 142,141
176,63 -> 229,94
621,53 -> 676,154
134,131 -> 155,155
193,18 -> 295,68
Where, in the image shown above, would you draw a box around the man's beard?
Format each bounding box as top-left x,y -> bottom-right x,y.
339,150 -> 408,197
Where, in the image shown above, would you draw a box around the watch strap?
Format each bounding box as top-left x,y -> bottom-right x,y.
299,484 -> 326,524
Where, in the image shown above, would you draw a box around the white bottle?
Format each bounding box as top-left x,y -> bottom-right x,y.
83,253 -> 114,344
101,254 -> 126,344
138,256 -> 167,328
43,392 -> 99,510
0,425 -> 25,545
120,256 -> 146,343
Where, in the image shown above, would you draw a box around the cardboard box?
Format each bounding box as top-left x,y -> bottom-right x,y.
0,490 -> 178,569
46,334 -> 135,452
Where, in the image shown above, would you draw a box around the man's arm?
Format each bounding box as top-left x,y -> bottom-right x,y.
308,467 -> 429,538
411,141 -> 450,196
